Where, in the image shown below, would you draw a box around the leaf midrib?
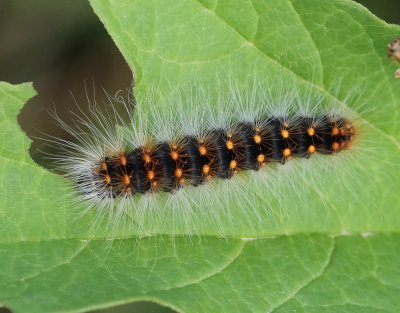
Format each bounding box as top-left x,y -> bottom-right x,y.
2,231 -> 399,245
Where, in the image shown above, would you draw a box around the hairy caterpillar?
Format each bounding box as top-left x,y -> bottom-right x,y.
87,116 -> 354,197
44,80 -> 362,236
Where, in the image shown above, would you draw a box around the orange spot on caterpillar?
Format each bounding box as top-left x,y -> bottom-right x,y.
281,129 -> 289,138
143,154 -> 151,164
199,145 -> 207,155
119,154 -> 127,166
100,162 -> 107,171
203,165 -> 210,175
307,128 -> 315,136
122,174 -> 130,185
170,151 -> 179,160
147,170 -> 155,180
104,174 -> 111,184
332,127 -> 340,136
257,154 -> 265,163
308,145 -> 316,153
230,160 -> 237,169
332,142 -> 340,151
226,140 -> 234,150
254,135 -> 262,144
283,148 -> 291,157
175,168 -> 183,178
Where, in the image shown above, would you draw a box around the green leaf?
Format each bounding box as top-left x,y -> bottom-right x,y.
85,0 -> 400,237
1,0 -> 400,312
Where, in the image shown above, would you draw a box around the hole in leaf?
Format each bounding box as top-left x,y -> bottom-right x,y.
4,0 -> 132,171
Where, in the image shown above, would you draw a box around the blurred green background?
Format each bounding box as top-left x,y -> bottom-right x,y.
0,0 -> 399,312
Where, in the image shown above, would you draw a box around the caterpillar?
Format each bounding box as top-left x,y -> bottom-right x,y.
45,81 -> 361,236
89,116 -> 354,198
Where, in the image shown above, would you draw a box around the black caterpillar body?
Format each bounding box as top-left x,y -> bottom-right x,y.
89,116 -> 355,197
